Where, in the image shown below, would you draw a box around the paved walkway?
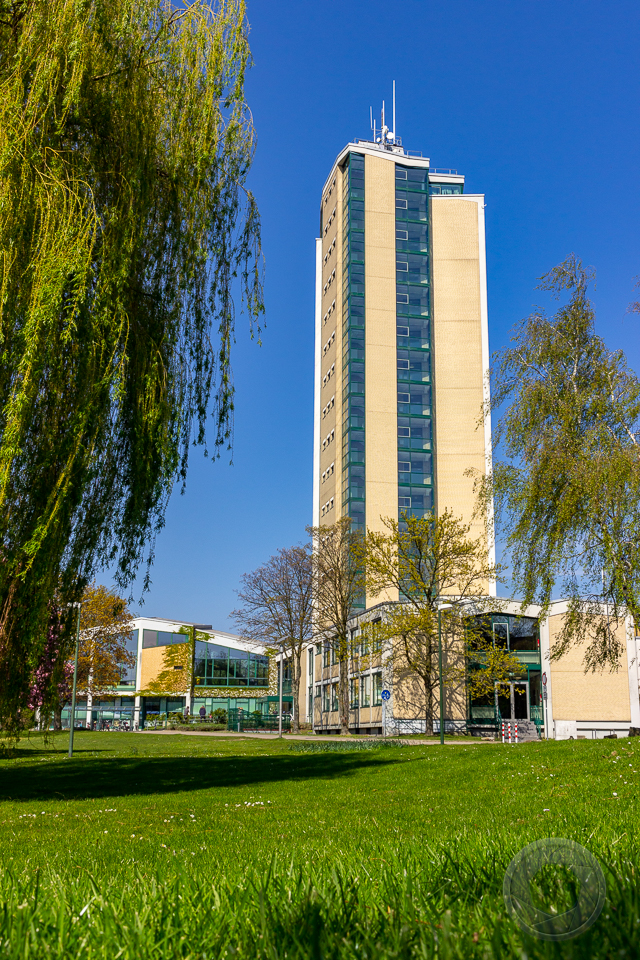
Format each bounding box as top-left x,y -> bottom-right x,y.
142,729 -> 495,745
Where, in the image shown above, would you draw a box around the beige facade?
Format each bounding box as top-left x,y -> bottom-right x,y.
139,645 -> 178,692
317,166 -> 344,525
545,609 -> 636,729
364,153 -> 397,540
431,196 -> 488,542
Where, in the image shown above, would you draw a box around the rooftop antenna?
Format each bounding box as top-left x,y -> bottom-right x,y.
370,105 -> 376,143
393,80 -> 396,141
381,100 -> 389,145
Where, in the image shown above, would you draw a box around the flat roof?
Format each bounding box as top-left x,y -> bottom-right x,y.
322,140 -> 465,197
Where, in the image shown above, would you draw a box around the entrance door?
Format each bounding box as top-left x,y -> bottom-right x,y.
496,682 -> 530,721
513,682 -> 528,720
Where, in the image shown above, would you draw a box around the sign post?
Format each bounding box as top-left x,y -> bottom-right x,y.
542,672 -> 548,740
381,689 -> 390,738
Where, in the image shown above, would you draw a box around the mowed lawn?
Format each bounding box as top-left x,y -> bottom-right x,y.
0,732 -> 639,958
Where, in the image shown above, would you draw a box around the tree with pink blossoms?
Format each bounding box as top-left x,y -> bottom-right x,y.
27,609 -> 73,731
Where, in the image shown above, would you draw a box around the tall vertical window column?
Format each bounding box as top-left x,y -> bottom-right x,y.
395,164 -> 434,520
341,153 -> 365,532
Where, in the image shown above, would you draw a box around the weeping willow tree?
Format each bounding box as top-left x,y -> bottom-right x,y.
0,0 -> 263,729
477,256 -> 640,671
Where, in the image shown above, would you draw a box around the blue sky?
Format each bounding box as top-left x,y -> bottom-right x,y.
127,0 -> 640,627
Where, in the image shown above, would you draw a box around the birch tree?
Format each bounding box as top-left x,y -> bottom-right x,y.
363,512 -> 520,732
478,255 -> 640,670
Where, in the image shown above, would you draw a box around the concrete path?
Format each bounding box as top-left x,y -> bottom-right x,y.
142,729 -> 495,745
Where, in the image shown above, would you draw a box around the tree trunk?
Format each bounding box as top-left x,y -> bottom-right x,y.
53,704 -> 62,731
339,654 -> 349,735
422,677 -> 435,737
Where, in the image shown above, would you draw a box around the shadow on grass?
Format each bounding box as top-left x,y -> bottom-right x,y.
0,751 -> 406,803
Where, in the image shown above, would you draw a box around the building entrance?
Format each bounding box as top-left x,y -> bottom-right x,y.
496,681 -> 529,721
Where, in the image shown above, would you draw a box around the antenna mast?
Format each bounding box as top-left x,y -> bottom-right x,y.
393,80 -> 396,140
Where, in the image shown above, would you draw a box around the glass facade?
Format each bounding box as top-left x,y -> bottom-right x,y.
119,629 -> 138,687
395,164 -> 434,519
467,614 -> 543,729
341,152 -> 366,534
428,182 -> 463,195
193,640 -> 269,688
142,629 -> 186,648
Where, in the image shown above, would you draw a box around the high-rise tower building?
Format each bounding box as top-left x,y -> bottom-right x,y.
313,121 -> 493,599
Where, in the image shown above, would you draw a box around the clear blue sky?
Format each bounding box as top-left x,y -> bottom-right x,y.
127,0 -> 640,627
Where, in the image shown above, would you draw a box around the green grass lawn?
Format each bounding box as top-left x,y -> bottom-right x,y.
0,732 -> 638,958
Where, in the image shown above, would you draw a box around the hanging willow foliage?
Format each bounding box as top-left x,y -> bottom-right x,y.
0,0 -> 263,727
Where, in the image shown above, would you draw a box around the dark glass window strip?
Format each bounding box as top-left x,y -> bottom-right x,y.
395,163 -> 434,521
193,640 -> 270,688
341,152 -> 366,544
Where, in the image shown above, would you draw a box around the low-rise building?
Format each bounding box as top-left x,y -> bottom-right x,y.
61,616 -> 286,730
298,600 -> 640,740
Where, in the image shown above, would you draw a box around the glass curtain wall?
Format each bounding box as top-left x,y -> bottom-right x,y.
118,629 -> 138,687
395,164 -> 434,519
341,152 -> 365,536
193,641 -> 269,688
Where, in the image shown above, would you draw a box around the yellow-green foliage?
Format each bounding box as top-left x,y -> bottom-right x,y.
0,0 -> 263,727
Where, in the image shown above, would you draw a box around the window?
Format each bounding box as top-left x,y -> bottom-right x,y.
395,167 -> 408,180
142,629 -> 187,648
119,630 -> 138,685
373,672 -> 383,706
396,198 -> 407,209
228,648 -> 249,685
396,260 -> 408,271
308,649 -> 314,680
361,674 -> 370,707
350,678 -> 359,709
397,293 -> 409,304
323,643 -> 330,668
430,183 -> 463,195
396,229 -> 408,241
322,684 -> 330,712
331,641 -> 337,665
331,682 -> 339,712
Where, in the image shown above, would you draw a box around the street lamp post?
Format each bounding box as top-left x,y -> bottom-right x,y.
68,602 -> 83,759
278,643 -> 283,739
437,603 -> 452,745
